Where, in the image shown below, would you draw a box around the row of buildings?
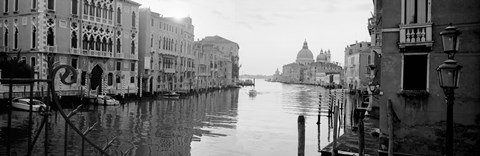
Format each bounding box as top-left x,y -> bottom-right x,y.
360,0 -> 480,155
0,0 -> 240,98
273,40 -> 343,86
273,0 -> 479,154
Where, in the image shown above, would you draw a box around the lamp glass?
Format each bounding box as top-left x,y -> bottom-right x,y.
437,61 -> 462,88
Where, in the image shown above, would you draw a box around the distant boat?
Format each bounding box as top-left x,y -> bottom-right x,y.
11,97 -> 47,111
248,89 -> 257,97
89,95 -> 120,105
162,92 -> 181,99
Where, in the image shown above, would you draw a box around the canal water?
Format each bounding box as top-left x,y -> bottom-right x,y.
1,79 -> 347,155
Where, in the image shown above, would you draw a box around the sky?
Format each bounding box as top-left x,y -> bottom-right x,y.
135,0 -> 373,75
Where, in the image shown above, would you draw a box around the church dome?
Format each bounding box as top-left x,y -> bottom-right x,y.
317,53 -> 327,62
296,41 -> 314,64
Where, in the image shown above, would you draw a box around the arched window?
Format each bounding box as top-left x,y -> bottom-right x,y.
96,36 -> 101,50
71,31 -> 77,48
162,37 -> 166,50
108,6 -> 113,20
102,37 -> 107,51
150,35 -> 153,47
47,27 -> 54,46
117,7 -> 121,24
108,38 -> 113,52
82,34 -> 88,50
31,27 -> 36,48
103,4 -> 107,19
89,36 -> 94,50
3,29 -> 8,46
96,2 -> 101,17
90,2 -> 95,16
131,40 -> 135,54
116,38 -> 121,53
14,28 -> 18,49
131,11 -> 136,27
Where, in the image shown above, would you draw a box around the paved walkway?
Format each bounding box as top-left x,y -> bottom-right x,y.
320,116 -> 379,156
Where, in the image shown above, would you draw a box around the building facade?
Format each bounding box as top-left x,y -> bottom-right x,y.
193,36 -> 239,90
138,8 -> 194,94
0,0 -> 141,96
373,0 -> 480,154
343,41 -> 372,90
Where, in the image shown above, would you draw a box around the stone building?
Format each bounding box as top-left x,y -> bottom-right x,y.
372,0 -> 480,154
138,8 -> 194,94
193,36 -> 239,89
343,41 -> 371,90
0,0 -> 140,96
279,40 -> 342,85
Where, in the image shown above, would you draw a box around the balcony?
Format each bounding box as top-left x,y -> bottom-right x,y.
82,49 -> 89,55
399,23 -> 433,49
70,48 -> 81,55
115,53 -> 124,58
44,46 -> 57,53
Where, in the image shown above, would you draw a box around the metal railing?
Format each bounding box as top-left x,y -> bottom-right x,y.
0,62 -> 115,155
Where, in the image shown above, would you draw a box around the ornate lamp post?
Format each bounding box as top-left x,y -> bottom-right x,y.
437,25 -> 462,156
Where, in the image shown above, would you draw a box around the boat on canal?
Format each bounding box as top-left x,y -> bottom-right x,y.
11,97 -> 47,111
248,89 -> 257,97
87,95 -> 120,105
162,91 -> 181,99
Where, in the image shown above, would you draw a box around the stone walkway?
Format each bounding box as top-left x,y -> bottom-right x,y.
320,116 -> 379,156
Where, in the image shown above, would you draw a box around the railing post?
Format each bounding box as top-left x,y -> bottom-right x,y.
7,82 -> 13,156
28,82 -> 34,156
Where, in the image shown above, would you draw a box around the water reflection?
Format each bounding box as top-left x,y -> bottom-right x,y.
0,80 -> 349,156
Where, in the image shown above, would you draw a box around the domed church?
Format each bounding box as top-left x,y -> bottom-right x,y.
279,40 -> 343,86
296,40 -> 315,65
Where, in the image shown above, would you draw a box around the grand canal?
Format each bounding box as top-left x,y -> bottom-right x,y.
1,79 -> 346,155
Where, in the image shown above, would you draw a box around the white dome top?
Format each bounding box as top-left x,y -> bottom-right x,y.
296,41 -> 314,64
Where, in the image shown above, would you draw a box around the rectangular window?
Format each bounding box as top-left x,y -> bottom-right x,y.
116,75 -> 120,83
130,62 -> 135,71
71,0 -> 78,15
130,76 -> 134,83
81,71 -> 86,85
71,58 -> 77,69
47,0 -> 54,10
403,54 -> 428,90
30,57 -> 36,67
21,56 -> 26,64
404,0 -> 428,24
14,0 -> 18,11
4,0 -> 9,12
32,0 -> 37,9
116,61 -> 121,71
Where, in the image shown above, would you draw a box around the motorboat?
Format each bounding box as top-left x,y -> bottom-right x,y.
11,97 -> 47,111
90,95 -> 120,105
248,89 -> 257,97
162,92 -> 181,99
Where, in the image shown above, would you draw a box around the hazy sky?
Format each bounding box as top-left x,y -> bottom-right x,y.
135,0 -> 373,75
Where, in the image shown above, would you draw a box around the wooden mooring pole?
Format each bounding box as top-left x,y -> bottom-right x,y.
298,115 -> 305,156
387,100 -> 394,156
358,110 -> 365,156
332,105 -> 339,156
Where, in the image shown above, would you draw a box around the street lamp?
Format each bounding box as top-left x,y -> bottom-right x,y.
437,24 -> 462,156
